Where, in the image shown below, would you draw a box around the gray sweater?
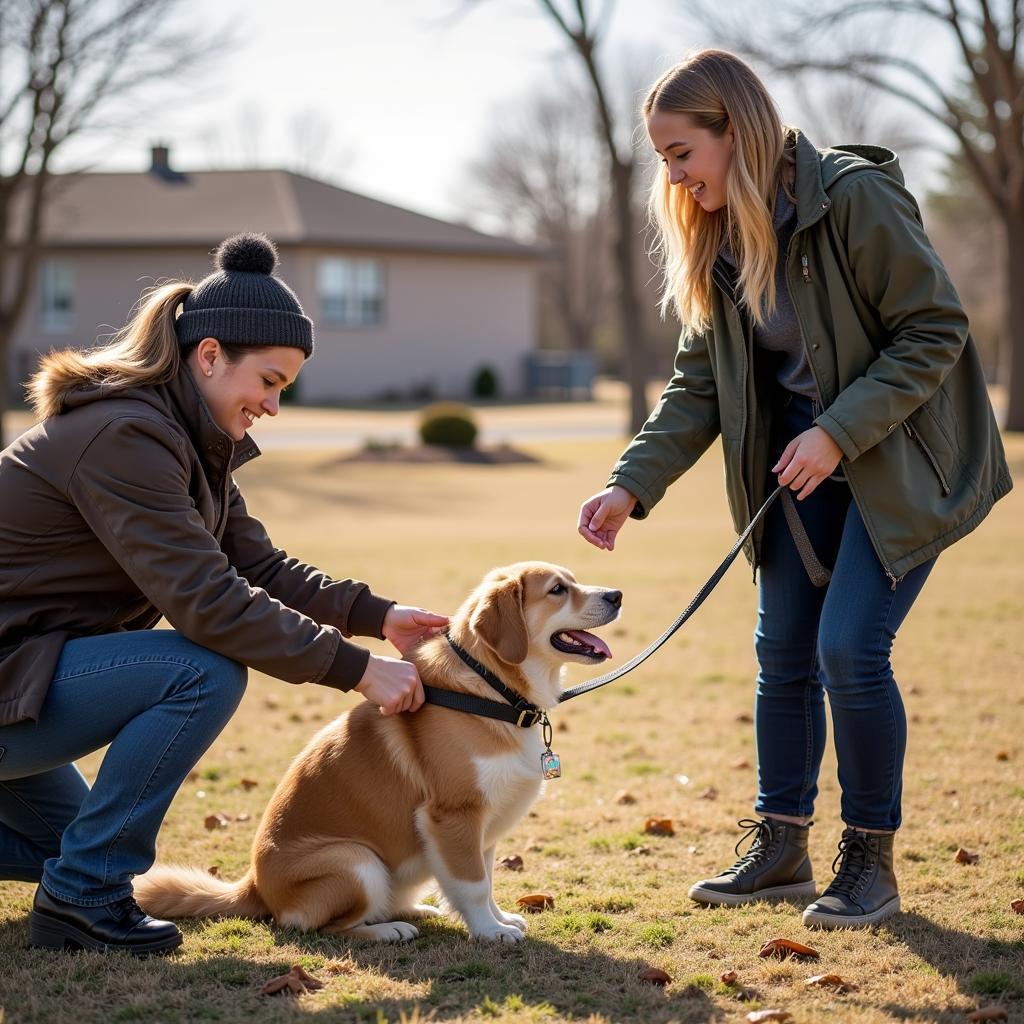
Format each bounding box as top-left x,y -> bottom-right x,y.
721,185 -> 818,399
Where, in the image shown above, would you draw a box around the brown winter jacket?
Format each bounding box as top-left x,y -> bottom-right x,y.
0,365 -> 394,726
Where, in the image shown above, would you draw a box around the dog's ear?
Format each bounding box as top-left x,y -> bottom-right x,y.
469,576 -> 529,665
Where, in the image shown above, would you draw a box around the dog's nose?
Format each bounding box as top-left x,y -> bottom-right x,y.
603,589 -> 622,608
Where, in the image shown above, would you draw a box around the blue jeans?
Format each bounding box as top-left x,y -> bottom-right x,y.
0,631 -> 246,906
753,393 -> 935,832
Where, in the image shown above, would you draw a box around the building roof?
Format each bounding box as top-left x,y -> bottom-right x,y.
28,163 -> 540,259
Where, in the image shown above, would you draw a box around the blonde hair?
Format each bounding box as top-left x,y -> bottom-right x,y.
644,49 -> 793,332
28,281 -> 194,420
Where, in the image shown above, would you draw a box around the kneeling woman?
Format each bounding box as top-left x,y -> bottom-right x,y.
0,234 -> 447,954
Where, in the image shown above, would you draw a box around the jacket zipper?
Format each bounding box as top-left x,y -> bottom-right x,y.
903,420 -> 951,496
786,215 -> 902,586
711,261 -> 755,575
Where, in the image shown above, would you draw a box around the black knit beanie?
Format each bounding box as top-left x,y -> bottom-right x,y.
175,233 -> 314,355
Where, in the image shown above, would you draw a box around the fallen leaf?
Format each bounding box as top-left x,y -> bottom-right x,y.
186,771 -> 200,783
1011,899 -> 1024,915
203,813 -> 230,830
735,712 -> 753,723
639,967 -> 671,986
758,937 -> 820,960
954,847 -> 980,864
732,758 -> 751,770
614,790 -> 637,805
240,778 -> 259,790
967,1008 -> 1008,1022
259,964 -> 324,996
516,892 -> 554,912
995,751 -> 1009,761
805,973 -> 857,993
699,787 -> 718,800
644,817 -> 675,836
720,970 -> 738,985
556,720 -> 569,733
628,845 -> 651,857
207,865 -> 220,877
746,1011 -> 791,1023
498,854 -> 524,872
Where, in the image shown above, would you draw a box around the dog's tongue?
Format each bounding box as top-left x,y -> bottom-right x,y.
565,630 -> 612,659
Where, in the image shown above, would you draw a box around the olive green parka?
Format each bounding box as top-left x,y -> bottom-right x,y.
609,130 -> 1011,582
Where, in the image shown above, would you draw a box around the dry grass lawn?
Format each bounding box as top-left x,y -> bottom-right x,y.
1,430 -> 1022,1024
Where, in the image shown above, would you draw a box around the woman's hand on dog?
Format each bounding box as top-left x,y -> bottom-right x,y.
355,653 -> 425,715
382,605 -> 450,655
578,485 -> 638,551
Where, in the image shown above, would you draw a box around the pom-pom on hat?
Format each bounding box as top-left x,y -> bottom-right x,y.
175,232 -> 314,355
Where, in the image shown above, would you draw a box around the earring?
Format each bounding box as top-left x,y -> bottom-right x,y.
205,369 -> 213,377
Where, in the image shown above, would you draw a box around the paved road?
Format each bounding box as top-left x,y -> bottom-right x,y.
3,382 -> 643,451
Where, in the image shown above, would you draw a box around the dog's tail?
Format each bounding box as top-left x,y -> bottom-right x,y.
133,865 -> 268,921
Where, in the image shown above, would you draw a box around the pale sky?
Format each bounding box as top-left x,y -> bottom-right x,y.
55,0 -> 954,225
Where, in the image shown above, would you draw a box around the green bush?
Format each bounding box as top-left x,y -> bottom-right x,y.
418,402 -> 478,448
471,364 -> 499,398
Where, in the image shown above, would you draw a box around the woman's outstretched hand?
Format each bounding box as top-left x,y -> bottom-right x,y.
578,485 -> 638,551
382,605 -> 449,656
773,426 -> 843,500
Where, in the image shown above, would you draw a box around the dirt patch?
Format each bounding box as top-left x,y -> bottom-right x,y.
332,443 -> 541,465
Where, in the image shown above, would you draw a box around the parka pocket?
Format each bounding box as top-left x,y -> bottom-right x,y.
903,414 -> 952,496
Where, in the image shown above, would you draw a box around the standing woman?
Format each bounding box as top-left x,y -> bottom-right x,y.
0,233 -> 447,954
578,50 -> 1010,929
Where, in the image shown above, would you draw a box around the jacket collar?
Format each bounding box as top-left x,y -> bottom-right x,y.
162,365 -> 261,476
790,128 -> 834,231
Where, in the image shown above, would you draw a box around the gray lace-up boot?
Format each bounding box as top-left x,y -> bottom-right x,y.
688,817 -> 817,906
802,827 -> 899,929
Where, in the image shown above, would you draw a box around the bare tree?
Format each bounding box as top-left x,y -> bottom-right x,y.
691,0 -> 1024,429
463,86 -> 612,353
462,0 -> 650,431
0,0 -> 228,440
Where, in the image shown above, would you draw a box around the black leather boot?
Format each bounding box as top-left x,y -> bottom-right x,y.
802,827 -> 899,929
688,817 -> 817,906
29,885 -> 182,955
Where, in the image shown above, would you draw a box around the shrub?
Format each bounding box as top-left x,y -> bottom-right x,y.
418,402 -> 478,448
471,364 -> 499,398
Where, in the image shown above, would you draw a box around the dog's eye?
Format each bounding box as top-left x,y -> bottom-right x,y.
549,583 -> 566,596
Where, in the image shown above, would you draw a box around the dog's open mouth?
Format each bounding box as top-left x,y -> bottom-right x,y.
550,630 -> 612,661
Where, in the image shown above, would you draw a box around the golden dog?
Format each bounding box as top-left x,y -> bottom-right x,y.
134,562 -> 621,943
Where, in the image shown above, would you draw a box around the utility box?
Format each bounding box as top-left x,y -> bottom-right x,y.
525,351 -> 595,399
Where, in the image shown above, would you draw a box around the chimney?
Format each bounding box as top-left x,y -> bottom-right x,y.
149,143 -> 187,183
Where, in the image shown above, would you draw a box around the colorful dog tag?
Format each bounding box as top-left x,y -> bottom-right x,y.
541,749 -> 561,780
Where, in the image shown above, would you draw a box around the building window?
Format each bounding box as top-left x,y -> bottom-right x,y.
40,261 -> 74,332
318,257 -> 383,326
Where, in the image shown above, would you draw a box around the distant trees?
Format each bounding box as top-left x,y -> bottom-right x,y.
691,0 -> 1024,428
0,0 -> 225,440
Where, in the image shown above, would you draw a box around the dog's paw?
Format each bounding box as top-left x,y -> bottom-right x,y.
363,921 -> 420,942
496,911 -> 527,931
472,922 -> 526,944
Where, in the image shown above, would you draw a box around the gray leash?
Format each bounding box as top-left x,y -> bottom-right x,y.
558,483 -> 829,704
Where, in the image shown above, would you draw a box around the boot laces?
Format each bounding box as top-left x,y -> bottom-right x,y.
726,818 -> 775,876
825,832 -> 875,897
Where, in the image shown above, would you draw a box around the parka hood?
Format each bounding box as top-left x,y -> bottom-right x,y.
58,365 -> 260,475
790,129 -> 903,229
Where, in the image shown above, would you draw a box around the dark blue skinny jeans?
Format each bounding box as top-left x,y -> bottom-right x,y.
753,393 -> 935,832
0,630 -> 246,906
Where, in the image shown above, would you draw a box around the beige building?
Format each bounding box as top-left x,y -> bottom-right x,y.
9,149 -> 542,404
